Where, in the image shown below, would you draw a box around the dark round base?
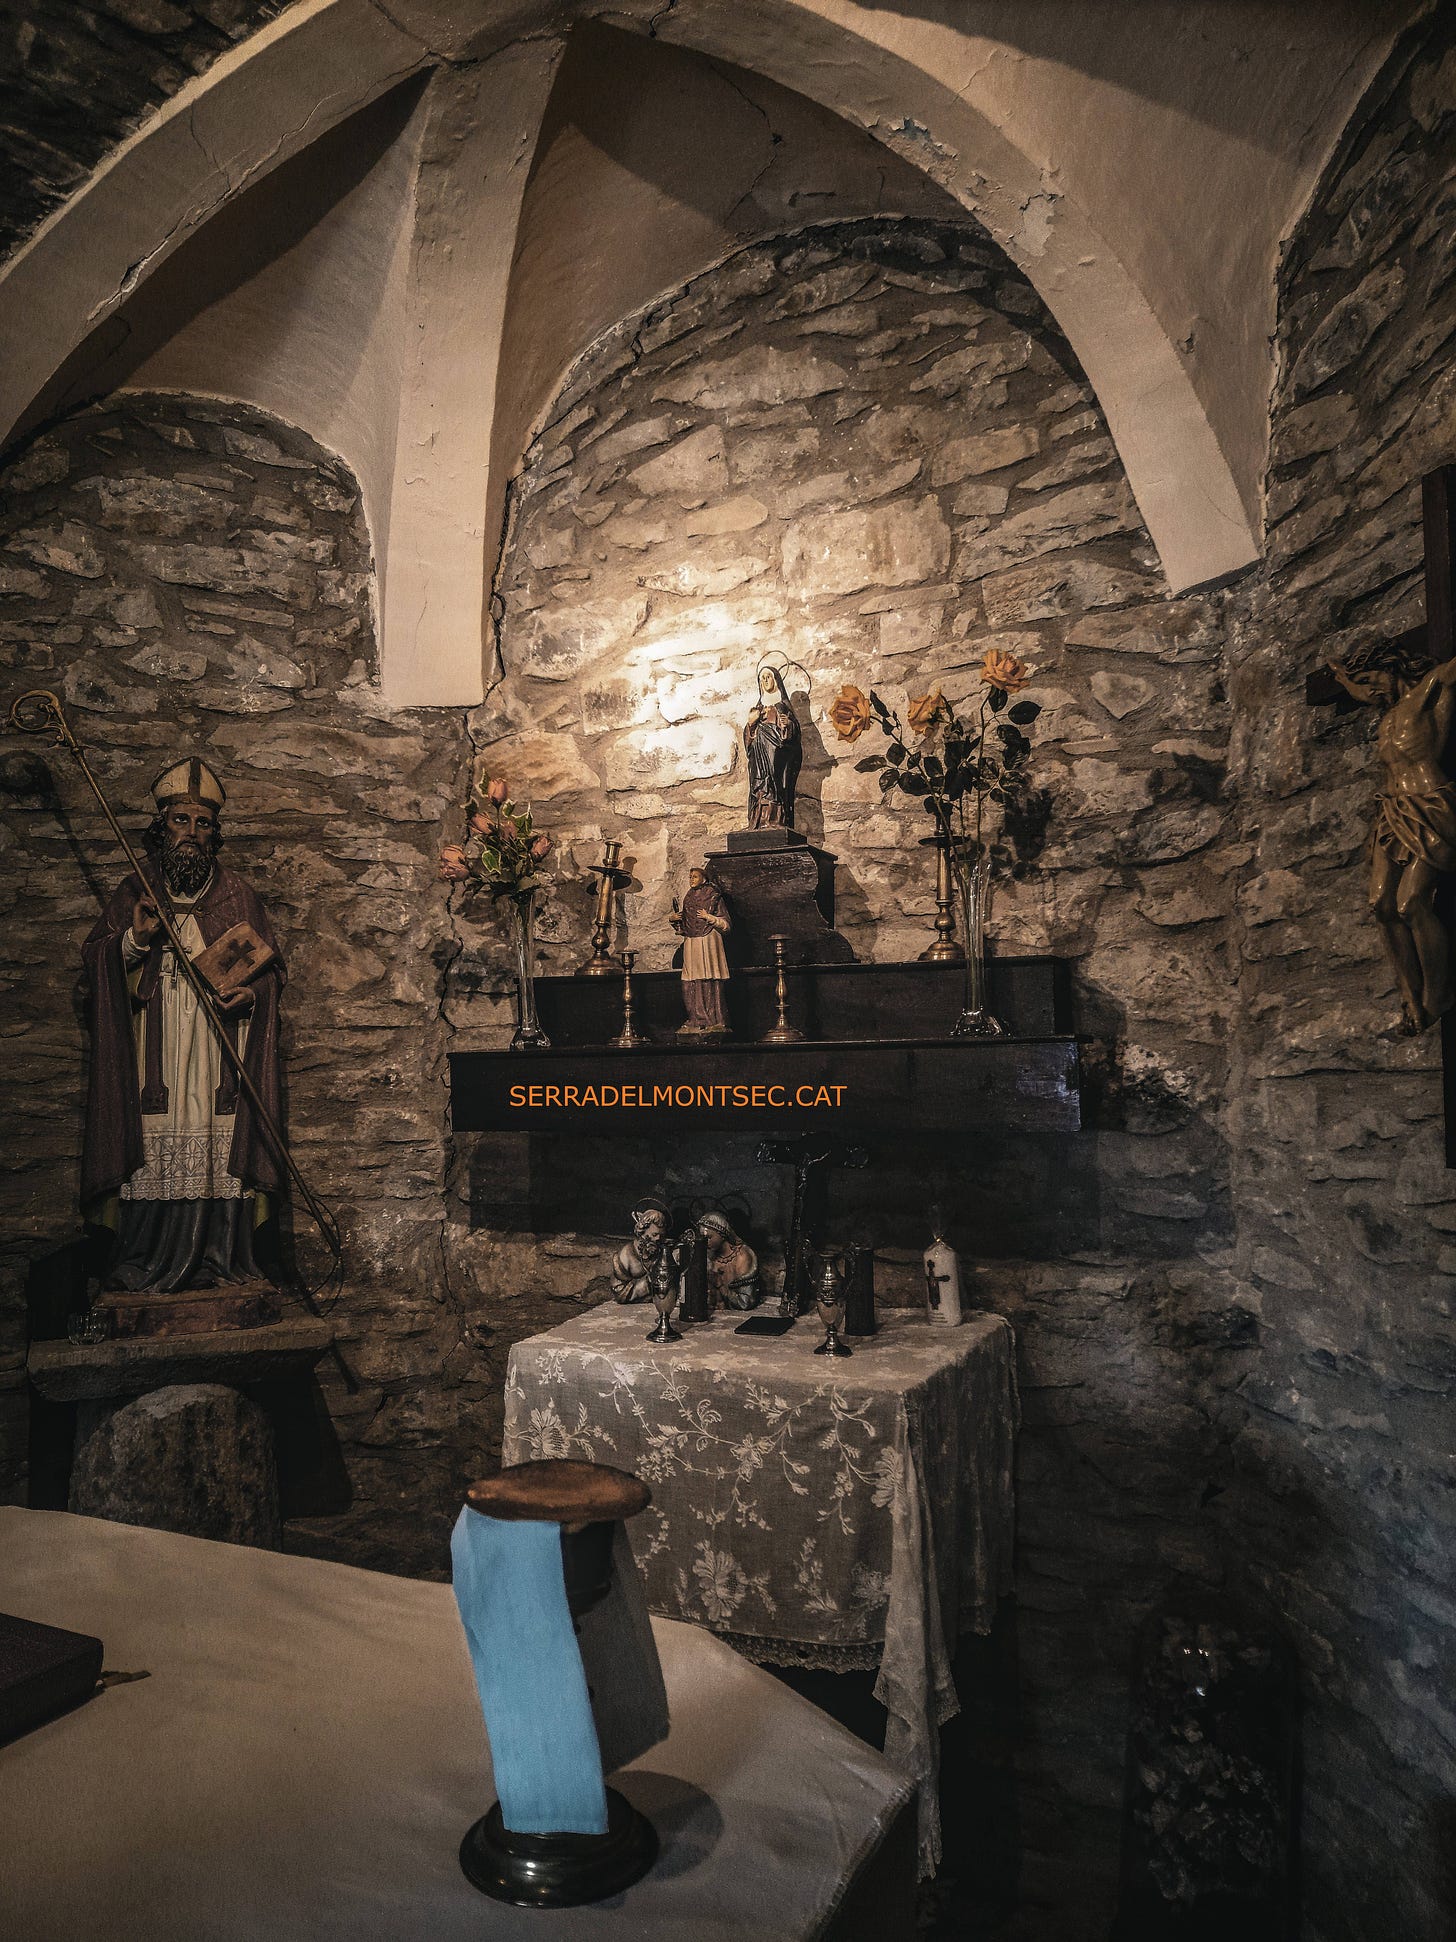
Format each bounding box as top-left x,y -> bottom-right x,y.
460,1790 -> 658,1908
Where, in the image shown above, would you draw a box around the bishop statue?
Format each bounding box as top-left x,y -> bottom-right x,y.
82,757 -> 285,1292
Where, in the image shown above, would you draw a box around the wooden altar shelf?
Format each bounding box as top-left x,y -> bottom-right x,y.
26,1317 -> 334,1404
449,957 -> 1081,1135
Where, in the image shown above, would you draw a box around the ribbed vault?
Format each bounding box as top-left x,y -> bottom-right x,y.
0,0 -> 1426,702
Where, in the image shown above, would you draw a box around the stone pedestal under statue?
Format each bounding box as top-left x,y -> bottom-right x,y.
70,1382 -> 281,1548
27,1318 -> 332,1547
705,828 -> 854,967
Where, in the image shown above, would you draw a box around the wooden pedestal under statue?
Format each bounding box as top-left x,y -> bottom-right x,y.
704,829 -> 854,966
103,1282 -> 279,1339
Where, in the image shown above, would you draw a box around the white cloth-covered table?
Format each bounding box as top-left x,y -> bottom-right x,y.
0,1508 -> 913,1941
504,1306 -> 1019,1868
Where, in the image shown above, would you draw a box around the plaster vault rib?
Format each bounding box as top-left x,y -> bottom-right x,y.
0,0 -> 1406,705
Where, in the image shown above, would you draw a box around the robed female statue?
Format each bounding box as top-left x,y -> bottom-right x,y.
743,665 -> 802,833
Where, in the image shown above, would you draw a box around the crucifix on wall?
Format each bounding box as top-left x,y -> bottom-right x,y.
1307,464 -> 1456,1162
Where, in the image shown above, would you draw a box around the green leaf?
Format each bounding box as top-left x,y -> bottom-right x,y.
879,769 -> 898,794
854,753 -> 887,772
900,772 -> 929,796
1008,701 -> 1041,724
988,686 -> 1007,713
923,754 -> 944,780
887,741 -> 906,763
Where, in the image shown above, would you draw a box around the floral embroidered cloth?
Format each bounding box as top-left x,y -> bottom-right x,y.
503,1304 -> 1018,1870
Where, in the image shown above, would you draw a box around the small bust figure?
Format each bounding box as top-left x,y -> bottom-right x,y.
671,865 -> 731,1035
698,1208 -> 762,1310
744,664 -> 803,832
610,1197 -> 671,1304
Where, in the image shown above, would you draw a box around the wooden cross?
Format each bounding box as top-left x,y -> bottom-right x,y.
1306,465 -> 1456,1163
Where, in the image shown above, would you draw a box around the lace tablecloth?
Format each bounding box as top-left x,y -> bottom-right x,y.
503,1304 -> 1018,1868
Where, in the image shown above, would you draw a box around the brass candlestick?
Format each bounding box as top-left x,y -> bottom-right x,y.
918,826 -> 963,962
581,839 -> 626,976
610,951 -> 652,1048
761,935 -> 804,1044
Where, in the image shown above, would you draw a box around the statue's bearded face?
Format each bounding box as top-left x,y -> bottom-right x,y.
633,1207 -> 668,1254
160,798 -> 218,895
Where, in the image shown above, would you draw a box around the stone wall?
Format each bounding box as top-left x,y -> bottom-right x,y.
0,394 -> 477,1568
0,3 -> 287,262
1220,15 -> 1456,1941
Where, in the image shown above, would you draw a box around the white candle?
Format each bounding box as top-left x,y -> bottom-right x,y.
922,1230 -> 963,1327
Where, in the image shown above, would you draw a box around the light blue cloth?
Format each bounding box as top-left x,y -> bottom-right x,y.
450,1507 -> 609,1836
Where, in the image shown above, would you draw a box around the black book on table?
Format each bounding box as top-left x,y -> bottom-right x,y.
0,1610 -> 103,1744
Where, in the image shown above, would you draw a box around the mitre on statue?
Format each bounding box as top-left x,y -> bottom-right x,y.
150,756 -> 226,809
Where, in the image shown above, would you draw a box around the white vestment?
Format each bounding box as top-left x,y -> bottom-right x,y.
119,877 -> 248,1202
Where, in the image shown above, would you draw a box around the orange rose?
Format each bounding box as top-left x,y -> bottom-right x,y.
981,648 -> 1029,694
907,689 -> 946,736
828,684 -> 872,743
486,776 -> 509,804
439,844 -> 469,883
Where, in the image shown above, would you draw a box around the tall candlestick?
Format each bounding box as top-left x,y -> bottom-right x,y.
761,935 -> 804,1044
918,826 -> 963,962
610,950 -> 651,1048
581,839 -> 626,977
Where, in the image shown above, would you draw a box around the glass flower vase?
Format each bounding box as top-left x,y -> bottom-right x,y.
508,894 -> 550,1051
951,847 -> 1006,1039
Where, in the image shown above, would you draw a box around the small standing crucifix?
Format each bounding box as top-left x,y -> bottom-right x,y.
754,1137 -> 867,1318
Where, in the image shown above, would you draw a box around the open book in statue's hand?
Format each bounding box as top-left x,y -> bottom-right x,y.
192,921 -> 276,997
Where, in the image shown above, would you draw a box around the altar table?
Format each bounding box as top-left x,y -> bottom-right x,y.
503,1305 -> 1019,1868
0,1508 -> 913,1942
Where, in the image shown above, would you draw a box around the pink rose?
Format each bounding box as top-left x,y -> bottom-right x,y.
438,844 -> 469,883
468,810 -> 493,835
486,777 -> 509,804
531,834 -> 551,859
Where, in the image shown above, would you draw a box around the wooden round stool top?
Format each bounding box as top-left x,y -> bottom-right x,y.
464,1459 -> 650,1525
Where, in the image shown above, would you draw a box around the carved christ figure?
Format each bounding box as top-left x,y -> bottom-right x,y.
1333,650 -> 1456,1030
743,665 -> 802,832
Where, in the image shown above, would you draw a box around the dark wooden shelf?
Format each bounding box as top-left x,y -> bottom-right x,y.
448,957 -> 1080,1135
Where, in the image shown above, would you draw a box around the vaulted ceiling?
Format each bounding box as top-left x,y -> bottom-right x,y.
0,0 -> 1429,703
